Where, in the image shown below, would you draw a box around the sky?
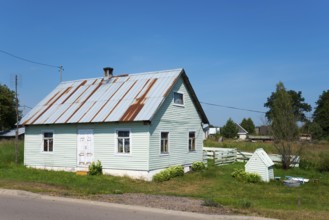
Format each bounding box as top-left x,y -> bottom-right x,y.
0,0 -> 328,127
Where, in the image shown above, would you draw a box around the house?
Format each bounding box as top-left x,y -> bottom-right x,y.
209,127 -> 220,135
20,68 -> 209,180
245,148 -> 274,182
236,123 -> 248,140
0,127 -> 25,140
203,126 -> 220,139
255,125 -> 271,136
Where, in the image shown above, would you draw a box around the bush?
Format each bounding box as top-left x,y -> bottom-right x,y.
168,165 -> 184,177
246,173 -> 262,183
317,153 -> 329,172
88,160 -> 103,175
153,169 -> 172,182
231,169 -> 261,183
300,158 -> 317,170
153,165 -> 184,182
191,161 -> 206,171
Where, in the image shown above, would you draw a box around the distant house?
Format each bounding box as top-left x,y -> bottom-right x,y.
236,123 -> 248,140
245,148 -> 274,182
209,127 -> 220,135
20,68 -> 209,180
255,125 -> 271,136
0,127 -> 25,140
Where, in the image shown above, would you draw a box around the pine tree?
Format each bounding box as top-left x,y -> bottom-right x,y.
240,118 -> 255,134
221,118 -> 238,139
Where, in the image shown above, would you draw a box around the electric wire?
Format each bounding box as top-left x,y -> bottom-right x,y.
200,101 -> 266,114
0,49 -> 60,69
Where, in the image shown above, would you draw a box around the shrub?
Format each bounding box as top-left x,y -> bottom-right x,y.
191,161 -> 206,171
299,158 -> 317,170
231,169 -> 261,183
88,160 -> 103,175
231,168 -> 247,179
246,173 -> 262,183
167,165 -> 184,177
153,165 -> 184,182
317,153 -> 329,172
153,169 -> 171,182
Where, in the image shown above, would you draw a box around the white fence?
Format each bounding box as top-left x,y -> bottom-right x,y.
203,148 -> 237,166
203,147 -> 300,167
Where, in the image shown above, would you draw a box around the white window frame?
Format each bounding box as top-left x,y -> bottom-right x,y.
173,91 -> 184,106
160,131 -> 169,155
42,130 -> 54,153
115,129 -> 131,155
188,131 -> 196,152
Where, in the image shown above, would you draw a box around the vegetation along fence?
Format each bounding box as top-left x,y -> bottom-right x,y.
203,147 -> 300,167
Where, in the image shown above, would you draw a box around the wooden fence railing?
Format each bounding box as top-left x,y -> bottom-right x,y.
203,147 -> 300,167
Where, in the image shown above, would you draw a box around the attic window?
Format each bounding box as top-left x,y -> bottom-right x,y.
174,92 -> 184,105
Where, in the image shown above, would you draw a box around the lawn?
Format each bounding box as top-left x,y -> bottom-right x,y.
1,139 -> 329,220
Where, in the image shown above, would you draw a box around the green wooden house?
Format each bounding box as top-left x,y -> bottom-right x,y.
20,68 -> 209,180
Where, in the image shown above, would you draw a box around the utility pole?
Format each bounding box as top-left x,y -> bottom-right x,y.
15,74 -> 19,164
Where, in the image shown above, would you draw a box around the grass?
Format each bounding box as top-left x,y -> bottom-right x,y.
204,138 -> 276,153
1,139 -> 329,219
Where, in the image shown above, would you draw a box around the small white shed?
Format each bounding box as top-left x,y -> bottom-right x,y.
245,148 -> 274,182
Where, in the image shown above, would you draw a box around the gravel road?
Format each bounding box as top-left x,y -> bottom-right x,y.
90,193 -> 232,215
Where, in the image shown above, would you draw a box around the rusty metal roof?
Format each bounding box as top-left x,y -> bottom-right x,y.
20,68 -> 209,125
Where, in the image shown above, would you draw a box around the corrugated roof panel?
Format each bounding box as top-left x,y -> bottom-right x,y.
19,68 -> 211,125
80,81 -> 121,122
62,82 -> 103,123
92,80 -> 135,122
134,97 -> 163,121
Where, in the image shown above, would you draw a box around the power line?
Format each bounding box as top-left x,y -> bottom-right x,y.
19,105 -> 32,109
0,49 -> 60,68
200,101 -> 266,114
0,49 -> 64,81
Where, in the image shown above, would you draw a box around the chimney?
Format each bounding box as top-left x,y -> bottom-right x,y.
103,67 -> 114,79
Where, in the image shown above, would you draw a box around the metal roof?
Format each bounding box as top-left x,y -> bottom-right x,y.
252,148 -> 274,167
0,127 -> 25,137
20,68 -> 209,125
236,123 -> 248,134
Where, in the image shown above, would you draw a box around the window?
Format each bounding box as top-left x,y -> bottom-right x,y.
117,130 -> 130,154
43,132 -> 53,152
160,132 -> 169,154
189,132 -> 196,151
174,92 -> 184,105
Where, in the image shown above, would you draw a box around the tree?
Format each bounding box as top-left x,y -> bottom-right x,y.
266,82 -> 300,169
313,90 -> 329,137
240,118 -> 255,134
301,121 -> 323,140
0,84 -> 18,131
264,89 -> 311,122
221,118 -> 238,139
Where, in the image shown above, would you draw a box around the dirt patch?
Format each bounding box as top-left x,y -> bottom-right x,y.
90,193 -> 232,215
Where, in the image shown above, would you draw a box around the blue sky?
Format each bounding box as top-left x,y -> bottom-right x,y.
1,0 -> 328,126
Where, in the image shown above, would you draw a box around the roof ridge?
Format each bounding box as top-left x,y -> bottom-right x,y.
59,68 -> 183,84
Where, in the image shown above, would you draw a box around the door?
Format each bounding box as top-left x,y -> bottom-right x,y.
77,129 -> 94,166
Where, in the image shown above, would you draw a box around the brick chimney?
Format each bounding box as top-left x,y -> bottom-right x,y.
103,67 -> 114,79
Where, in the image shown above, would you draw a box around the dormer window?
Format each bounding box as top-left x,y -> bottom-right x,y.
174,92 -> 184,105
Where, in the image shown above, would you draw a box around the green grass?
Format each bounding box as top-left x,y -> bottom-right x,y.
204,139 -> 276,153
1,140 -> 329,220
